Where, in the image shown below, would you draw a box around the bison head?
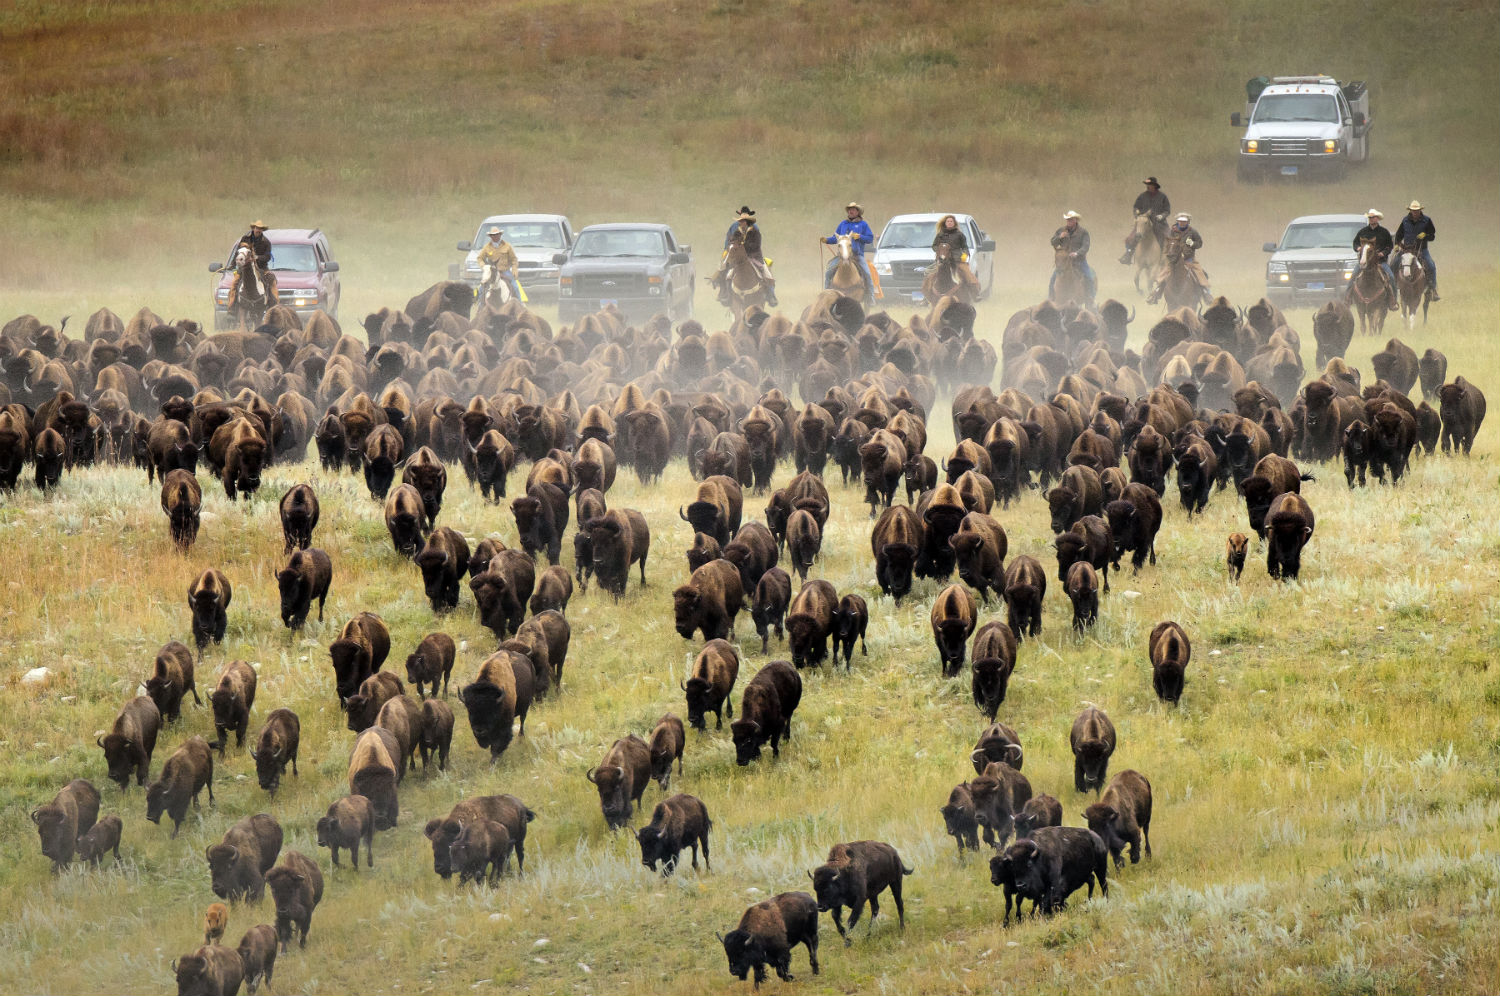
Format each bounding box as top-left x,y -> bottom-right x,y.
97,733 -> 139,790
729,718 -> 766,766
719,928 -> 765,985
585,764 -> 632,829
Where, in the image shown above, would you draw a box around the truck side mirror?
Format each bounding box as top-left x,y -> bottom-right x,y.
1230,112 -> 1242,127
552,253 -> 569,266
979,239 -> 997,253
1262,243 -> 1278,253
322,261 -> 340,272
669,252 -> 690,265
1352,111 -> 1366,127
457,241 -> 472,252
208,262 -> 223,273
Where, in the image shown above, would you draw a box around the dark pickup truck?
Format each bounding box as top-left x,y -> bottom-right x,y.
554,223 -> 694,324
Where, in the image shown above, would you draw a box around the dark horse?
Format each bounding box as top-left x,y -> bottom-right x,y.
227,244 -> 278,329
922,242 -> 979,304
1348,241 -> 1393,337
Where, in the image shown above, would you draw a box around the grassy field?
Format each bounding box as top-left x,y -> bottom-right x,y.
1,1 -> 1499,994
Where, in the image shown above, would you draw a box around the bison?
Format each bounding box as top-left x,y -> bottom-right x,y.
347,727 -> 401,830
1002,555 -> 1046,642
32,778 -> 101,872
870,504 -> 923,602
833,593 -> 868,667
171,944 -> 244,996
146,736 -> 214,837
673,559 -> 744,642
328,611 -> 391,705
405,631 -> 456,699
205,812 -> 282,904
382,483 -> 426,557
423,794 -> 536,879
236,925 -> 278,995
719,891 -> 820,991
809,840 -> 913,946
470,549 -> 536,640
98,696 -> 161,789
278,482 -> 319,552
949,511 -> 1008,605
683,639 -> 740,731
415,526 -> 470,613
970,621 -> 1017,721
316,795 -> 375,870
731,660 -> 802,765
648,712 -> 686,790
786,579 -> 839,670
1439,376 -> 1486,455
1070,706 -> 1116,793
1265,491 -> 1315,580
188,568 -> 232,656
250,708 -> 300,796
636,792 -> 712,876
265,850 -> 323,951
161,468 -> 203,550
587,734 -> 652,830
994,826 -> 1108,920
751,567 -> 792,655
276,547 -> 332,630
210,660 -> 257,756
1083,769 -> 1154,868
589,508 -> 650,599
1148,621 -> 1190,705
459,650 -> 533,763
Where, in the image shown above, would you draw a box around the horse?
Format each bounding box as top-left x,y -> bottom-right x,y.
478,262 -> 513,311
1393,239 -> 1430,329
827,233 -> 868,302
1348,241 -> 1393,337
226,244 -> 278,329
720,240 -> 770,318
1050,246 -> 1089,306
1155,246 -> 1209,312
922,242 -> 979,305
1130,214 -> 1164,295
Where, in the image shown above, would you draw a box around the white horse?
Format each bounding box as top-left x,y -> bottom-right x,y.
478,262 -> 513,311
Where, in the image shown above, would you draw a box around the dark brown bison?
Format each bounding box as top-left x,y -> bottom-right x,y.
1054,513 -> 1111,595
858,429 -> 907,515
833,593 -> 868,667
785,508 -> 822,581
993,826 -> 1108,921
1065,561 -> 1099,632
870,504 -> 923,601
719,891 -> 820,991
250,708 -> 300,796
1148,621 -> 1190,704
972,722 -> 1024,772
528,564 -> 573,617
940,782 -> 982,854
236,924 -> 278,995
1371,337 -> 1419,396
382,483 -> 426,557
278,482 -> 319,552
146,736 -> 214,837
276,547 -> 331,630
401,445 -> 448,526
1418,348 -> 1448,400
348,727 -> 401,830
949,511 -> 1007,604
265,850 -> 324,952
723,521 -> 779,597
1003,555 -> 1046,641
751,567 -> 792,654
929,583 -> 977,678
161,469 -> 202,551
99,696 -> 162,790
1083,769 -> 1154,868
75,814 -> 123,867
448,818 -> 514,886
459,650 -> 533,763
673,559 -> 745,642
587,734 -> 652,830
317,795 -> 375,870
188,568 -> 232,656
419,698 -> 455,771
1070,706 -> 1115,793
171,944 -> 244,996
1265,491 -> 1315,580
731,660 -> 802,765
589,508 -> 650,599
32,778 -> 101,872
636,792 -> 712,876
512,481 -> 568,565
970,761 -> 1034,848
809,840 -> 913,946
470,549 -> 536,640
1012,794 -> 1063,840
211,416 -> 266,500
1439,376 -> 1486,455
680,475 -> 744,546
786,579 -> 839,670
345,672 -> 404,735
424,794 -> 536,879
405,631 -> 456,699
1174,437 -> 1218,516
1045,464 -> 1102,534
1103,482 -> 1162,573
687,531 -> 723,574
205,812 -> 282,904
471,429 -> 515,503
1312,300 -> 1354,368
328,611 -> 390,705
1226,532 -> 1248,580
210,660 -> 257,757
970,620 -> 1017,721
683,639 -> 740,731
146,640 -> 199,722
415,526 -> 470,612
648,712 -> 686,790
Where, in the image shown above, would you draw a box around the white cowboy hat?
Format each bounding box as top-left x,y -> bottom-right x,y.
487,226 -> 503,235
1062,210 -> 1081,220
1365,209 -> 1383,218
250,220 -> 268,229
845,202 -> 863,213
1407,200 -> 1422,211
1175,213 -> 1191,222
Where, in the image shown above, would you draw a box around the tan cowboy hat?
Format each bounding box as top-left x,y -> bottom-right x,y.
250,220 -> 267,229
845,202 -> 862,213
1176,213 -> 1191,223
1407,200 -> 1422,211
735,211 -> 756,222
487,226 -> 502,236
1365,208 -> 1383,218
1062,210 -> 1081,220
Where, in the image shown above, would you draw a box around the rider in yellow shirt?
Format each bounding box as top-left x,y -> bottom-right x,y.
476,227 -> 521,300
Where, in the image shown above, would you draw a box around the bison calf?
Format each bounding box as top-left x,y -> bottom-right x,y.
76,814 -> 123,866
236,924 -> 278,995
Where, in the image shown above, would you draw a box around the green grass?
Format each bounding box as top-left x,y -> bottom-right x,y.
1,0 -> 1499,992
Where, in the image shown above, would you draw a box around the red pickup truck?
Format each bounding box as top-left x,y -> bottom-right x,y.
209,228 -> 341,330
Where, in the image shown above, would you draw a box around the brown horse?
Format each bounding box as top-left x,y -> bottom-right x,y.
1393,240 -> 1430,330
1050,247 -> 1089,306
827,233 -> 866,301
227,244 -> 278,329
1349,241 -> 1393,337
922,242 -> 979,304
1130,214 -> 1164,295
1154,248 -> 1209,312
720,241 -> 771,318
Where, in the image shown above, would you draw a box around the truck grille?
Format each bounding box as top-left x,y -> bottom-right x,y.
1288,262 -> 1348,288
1269,138 -> 1312,156
575,272 -> 646,296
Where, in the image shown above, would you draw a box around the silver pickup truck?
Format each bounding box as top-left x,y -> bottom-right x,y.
1232,76 -> 1371,182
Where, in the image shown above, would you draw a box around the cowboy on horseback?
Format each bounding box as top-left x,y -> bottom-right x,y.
1050,211 -> 1096,305
1347,209 -> 1399,311
1119,176 -> 1171,264
476,226 -> 521,302
824,202 -> 874,303
1391,200 -> 1439,301
929,214 -> 979,298
1146,213 -> 1206,304
715,208 -> 777,307
233,220 -> 272,271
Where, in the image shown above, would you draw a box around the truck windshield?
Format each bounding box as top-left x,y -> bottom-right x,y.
573,230 -> 665,257
474,223 -> 565,249
268,245 -> 318,272
1252,94 -> 1340,124
879,222 -> 939,249
1280,222 -> 1364,250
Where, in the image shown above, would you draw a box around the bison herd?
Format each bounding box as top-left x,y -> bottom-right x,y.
6,281 -> 1483,993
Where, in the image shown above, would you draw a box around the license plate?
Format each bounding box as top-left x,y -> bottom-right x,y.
911,292 -> 925,302
1306,282 -> 1325,290
1280,165 -> 1299,176
600,298 -> 617,307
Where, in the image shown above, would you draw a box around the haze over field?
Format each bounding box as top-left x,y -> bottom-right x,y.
0,2 -> 1498,995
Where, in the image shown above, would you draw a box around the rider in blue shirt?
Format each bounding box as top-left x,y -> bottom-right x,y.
1391,200 -> 1439,301
824,202 -> 874,303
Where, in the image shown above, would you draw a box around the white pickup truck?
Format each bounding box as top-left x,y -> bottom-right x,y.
1232,76 -> 1371,181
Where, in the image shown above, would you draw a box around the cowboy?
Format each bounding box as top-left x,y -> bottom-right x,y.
1119,177 -> 1171,264
931,214 -> 977,290
475,226 -> 521,300
1347,209 -> 1398,310
233,220 -> 273,271
823,201 -> 874,302
716,208 -> 778,307
1050,210 -> 1095,304
1391,200 -> 1439,301
1146,213 -> 1206,304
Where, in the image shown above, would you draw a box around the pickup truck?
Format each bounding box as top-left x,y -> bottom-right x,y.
209,228 -> 340,330
554,223 -> 694,324
1261,213 -> 1367,308
1232,76 -> 1371,181
451,213 -> 573,303
871,212 -> 997,302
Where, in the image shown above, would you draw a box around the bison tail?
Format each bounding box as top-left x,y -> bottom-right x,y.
1299,473 -> 1317,482
901,863 -> 915,875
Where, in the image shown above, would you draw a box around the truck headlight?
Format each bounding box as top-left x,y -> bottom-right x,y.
1243,139 -> 1259,154
1323,140 -> 1339,153
874,261 -> 892,275
1342,262 -> 1355,281
215,289 -> 230,303
559,276 -> 573,296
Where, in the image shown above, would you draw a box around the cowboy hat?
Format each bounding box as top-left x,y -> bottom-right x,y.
1407,200 -> 1422,211
1365,208 -> 1383,218
250,220 -> 267,229
735,211 -> 756,222
1062,210 -> 1081,220
487,226 -> 503,235
1143,177 -> 1160,186
845,202 -> 862,213
1175,213 -> 1191,223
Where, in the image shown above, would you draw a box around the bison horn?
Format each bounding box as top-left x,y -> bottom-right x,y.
970,749 -> 986,764
806,870 -> 814,881
584,766 -> 598,784
678,506 -> 690,522
679,679 -> 687,691
29,808 -> 41,824
715,931 -> 726,943
96,735 -> 105,748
